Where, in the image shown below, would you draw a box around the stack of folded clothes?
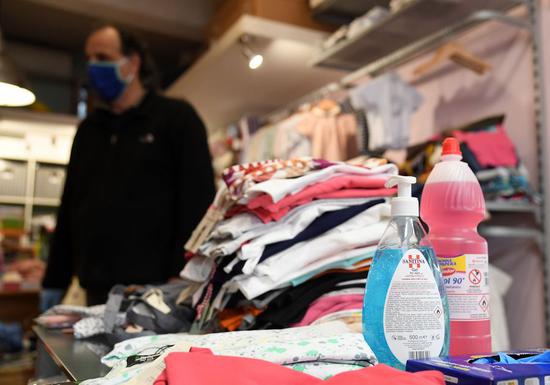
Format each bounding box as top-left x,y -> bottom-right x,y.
182,157 -> 398,332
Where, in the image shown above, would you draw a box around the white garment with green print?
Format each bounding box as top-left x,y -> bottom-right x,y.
82,322 -> 376,385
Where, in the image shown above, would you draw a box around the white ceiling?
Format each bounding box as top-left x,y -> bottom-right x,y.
166,15 -> 345,131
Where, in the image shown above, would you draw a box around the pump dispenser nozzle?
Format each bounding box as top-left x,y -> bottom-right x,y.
385,175 -> 418,217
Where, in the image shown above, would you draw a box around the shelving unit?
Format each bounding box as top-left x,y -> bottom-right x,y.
0,109 -> 76,233
268,0 -> 550,343
0,157 -> 67,232
485,201 -> 541,214
310,0 -> 389,25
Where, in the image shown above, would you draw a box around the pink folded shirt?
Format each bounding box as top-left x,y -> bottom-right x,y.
294,294 -> 364,327
453,125 -> 517,167
242,175 -> 395,223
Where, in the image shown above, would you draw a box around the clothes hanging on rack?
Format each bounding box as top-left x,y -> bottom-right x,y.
340,98 -> 370,155
350,72 -> 422,151
296,108 -> 359,161
273,113 -> 312,159
241,102 -> 362,163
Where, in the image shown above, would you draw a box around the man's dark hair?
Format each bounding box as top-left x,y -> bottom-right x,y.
89,23 -> 159,89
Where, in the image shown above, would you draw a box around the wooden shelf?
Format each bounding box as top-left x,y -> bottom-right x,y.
311,0 -> 389,25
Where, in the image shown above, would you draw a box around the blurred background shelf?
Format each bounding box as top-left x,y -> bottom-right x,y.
311,0 -> 522,71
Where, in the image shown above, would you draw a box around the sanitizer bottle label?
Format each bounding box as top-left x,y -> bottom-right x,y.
438,254 -> 490,321
383,248 -> 445,364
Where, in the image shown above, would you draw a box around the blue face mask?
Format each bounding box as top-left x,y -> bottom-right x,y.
87,58 -> 134,102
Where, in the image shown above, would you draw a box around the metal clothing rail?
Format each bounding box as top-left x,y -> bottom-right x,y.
264,7 -> 529,122
525,0 -> 550,346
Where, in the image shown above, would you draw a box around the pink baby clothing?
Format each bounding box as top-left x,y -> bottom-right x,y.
154,349 -> 445,385
453,125 -> 517,167
298,112 -> 359,162
294,294 -> 364,327
245,175 -> 395,222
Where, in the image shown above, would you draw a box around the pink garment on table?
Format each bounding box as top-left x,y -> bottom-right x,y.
298,112 -> 359,161
244,174 -> 395,222
248,175 -> 391,212
154,349 -> 444,385
294,294 -> 364,327
251,188 -> 393,223
453,125 -> 518,167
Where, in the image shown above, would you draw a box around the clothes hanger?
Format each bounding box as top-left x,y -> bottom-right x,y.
413,42 -> 491,78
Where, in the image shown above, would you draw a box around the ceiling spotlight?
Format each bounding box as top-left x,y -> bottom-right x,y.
240,35 -> 263,70
248,54 -> 263,70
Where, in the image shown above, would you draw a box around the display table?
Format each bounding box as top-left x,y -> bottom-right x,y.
33,325 -> 111,382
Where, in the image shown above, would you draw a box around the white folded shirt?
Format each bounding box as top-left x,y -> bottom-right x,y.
254,203 -> 388,281
233,242 -> 381,300
199,198 -> 374,258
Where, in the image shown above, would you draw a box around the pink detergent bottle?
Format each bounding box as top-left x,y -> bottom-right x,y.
420,137 -> 491,355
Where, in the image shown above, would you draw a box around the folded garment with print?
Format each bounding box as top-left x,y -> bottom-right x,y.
221,158 -> 333,201
154,350 -> 443,385
243,162 -> 398,204
81,322 -> 377,385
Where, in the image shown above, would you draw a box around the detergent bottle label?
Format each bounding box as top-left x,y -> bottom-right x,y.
438,254 -> 490,321
383,248 -> 445,364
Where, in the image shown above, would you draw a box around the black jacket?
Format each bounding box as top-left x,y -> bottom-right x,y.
42,92 -> 216,291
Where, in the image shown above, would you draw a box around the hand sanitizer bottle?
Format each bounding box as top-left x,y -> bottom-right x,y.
362,175 -> 449,369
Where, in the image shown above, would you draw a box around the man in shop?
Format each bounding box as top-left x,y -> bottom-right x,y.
41,25 -> 216,306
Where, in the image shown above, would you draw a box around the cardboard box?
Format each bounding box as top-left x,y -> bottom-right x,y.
406,350 -> 550,385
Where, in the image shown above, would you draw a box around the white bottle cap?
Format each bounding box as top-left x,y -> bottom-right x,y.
385,175 -> 418,217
